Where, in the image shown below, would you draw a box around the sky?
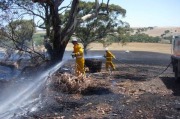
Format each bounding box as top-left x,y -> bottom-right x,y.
107,0 -> 180,27
34,0 -> 180,28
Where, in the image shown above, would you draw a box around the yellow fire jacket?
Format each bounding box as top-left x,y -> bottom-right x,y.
73,44 -> 84,59
105,51 -> 115,62
73,43 -> 85,75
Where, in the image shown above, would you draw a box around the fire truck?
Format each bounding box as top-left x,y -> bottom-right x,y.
171,35 -> 180,81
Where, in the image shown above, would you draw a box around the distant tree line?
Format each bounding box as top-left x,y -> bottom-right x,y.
128,34 -> 160,43
105,33 -> 161,44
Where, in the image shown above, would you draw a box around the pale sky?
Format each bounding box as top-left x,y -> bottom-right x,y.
35,0 -> 180,28
108,0 -> 180,27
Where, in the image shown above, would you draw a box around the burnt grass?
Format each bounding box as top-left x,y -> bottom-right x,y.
10,51 -> 180,118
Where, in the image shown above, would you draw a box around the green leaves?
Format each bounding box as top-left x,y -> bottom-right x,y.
73,1 -> 127,54
129,34 -> 160,43
0,19 -> 35,50
8,19 -> 35,41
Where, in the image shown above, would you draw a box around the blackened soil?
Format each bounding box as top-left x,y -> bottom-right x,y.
3,51 -> 180,119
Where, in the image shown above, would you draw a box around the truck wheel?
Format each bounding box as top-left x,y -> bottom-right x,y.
175,68 -> 180,82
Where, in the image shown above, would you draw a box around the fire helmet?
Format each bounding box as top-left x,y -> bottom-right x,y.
105,47 -> 109,51
72,38 -> 78,42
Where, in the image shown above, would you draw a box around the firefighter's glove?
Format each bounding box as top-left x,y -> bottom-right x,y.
71,53 -> 76,58
103,55 -> 106,58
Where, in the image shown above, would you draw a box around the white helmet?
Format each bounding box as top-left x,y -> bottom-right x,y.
105,47 -> 108,51
72,38 -> 78,42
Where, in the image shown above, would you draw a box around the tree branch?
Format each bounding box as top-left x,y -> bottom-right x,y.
61,0 -> 79,42
16,3 -> 45,21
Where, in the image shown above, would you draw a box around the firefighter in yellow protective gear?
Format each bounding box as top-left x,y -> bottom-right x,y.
104,48 -> 116,71
71,38 -> 85,76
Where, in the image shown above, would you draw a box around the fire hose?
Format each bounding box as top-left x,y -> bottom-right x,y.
113,57 -> 172,79
72,55 -> 171,79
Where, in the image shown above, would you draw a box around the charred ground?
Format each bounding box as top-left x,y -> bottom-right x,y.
1,51 -> 180,119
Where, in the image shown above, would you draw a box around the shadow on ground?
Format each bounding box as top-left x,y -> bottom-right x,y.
160,77 -> 180,96
81,86 -> 113,95
113,73 -> 147,81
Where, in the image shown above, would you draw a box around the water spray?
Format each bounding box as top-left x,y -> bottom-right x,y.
0,52 -> 105,118
84,55 -> 103,59
0,61 -> 66,119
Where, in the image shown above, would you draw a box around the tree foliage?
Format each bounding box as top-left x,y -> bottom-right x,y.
0,19 -> 35,50
74,1 -> 126,54
101,32 -> 161,44
0,0 -> 113,63
126,33 -> 160,43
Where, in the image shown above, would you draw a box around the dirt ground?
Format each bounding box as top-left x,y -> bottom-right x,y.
1,43 -> 180,119
20,48 -> 180,119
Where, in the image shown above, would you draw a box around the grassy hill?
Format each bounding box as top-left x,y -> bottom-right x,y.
132,26 -> 180,37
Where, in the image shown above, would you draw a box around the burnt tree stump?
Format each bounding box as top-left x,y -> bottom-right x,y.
85,58 -> 102,73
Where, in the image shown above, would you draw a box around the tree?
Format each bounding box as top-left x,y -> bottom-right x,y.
0,0 -> 39,58
74,1 -> 126,55
0,0 -> 112,63
32,0 -> 113,62
0,19 -> 36,53
0,19 -> 40,70
128,33 -> 160,43
116,25 -> 131,44
164,30 -> 170,34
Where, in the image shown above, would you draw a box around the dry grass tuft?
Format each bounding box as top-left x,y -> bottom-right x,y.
51,73 -> 92,94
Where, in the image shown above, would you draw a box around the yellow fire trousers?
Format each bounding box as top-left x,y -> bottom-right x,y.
75,58 -> 85,76
106,61 -> 115,71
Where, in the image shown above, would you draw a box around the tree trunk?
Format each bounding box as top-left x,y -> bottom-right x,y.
49,2 -> 64,63
84,44 -> 88,55
45,5 -> 51,37
35,0 -> 101,64
52,42 -> 67,62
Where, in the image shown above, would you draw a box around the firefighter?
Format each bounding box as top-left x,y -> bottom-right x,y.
104,48 -> 116,71
71,38 -> 85,76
